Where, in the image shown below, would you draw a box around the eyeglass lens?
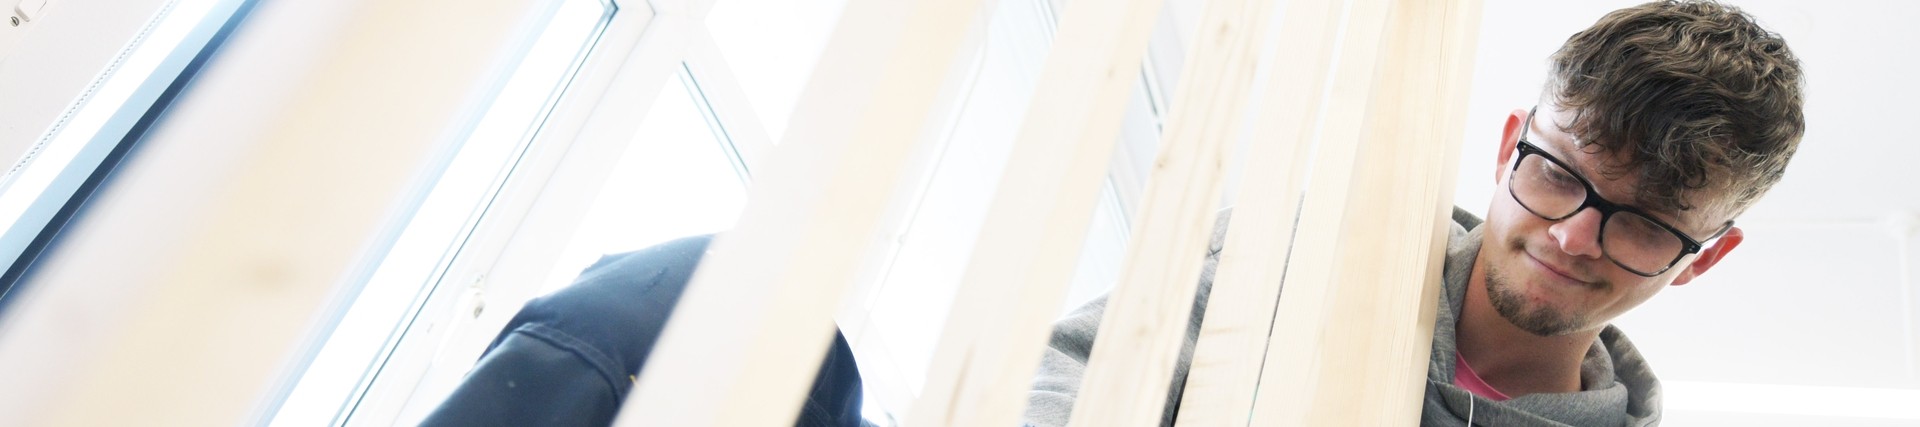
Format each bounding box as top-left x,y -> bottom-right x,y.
1511,151 -> 1684,275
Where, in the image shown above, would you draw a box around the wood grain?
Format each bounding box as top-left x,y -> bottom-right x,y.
1063,0 -> 1280,424
1247,0 -> 1483,424
1170,0 -> 1348,424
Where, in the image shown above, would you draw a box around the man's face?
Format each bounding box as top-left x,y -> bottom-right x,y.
1480,104 -> 1744,337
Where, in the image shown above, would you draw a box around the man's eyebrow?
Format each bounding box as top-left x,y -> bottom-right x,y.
1531,113 -> 1703,229
1612,186 -> 1707,235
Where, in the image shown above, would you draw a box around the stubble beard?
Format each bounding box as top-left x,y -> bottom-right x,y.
1484,249 -> 1593,337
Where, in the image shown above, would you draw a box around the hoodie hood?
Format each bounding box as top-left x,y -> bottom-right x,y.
1422,208 -> 1662,426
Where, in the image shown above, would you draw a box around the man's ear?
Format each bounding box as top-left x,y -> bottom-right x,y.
1672,226 -> 1744,286
1495,109 -> 1528,185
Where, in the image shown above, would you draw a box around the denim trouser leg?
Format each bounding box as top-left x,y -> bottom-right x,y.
421,235 -> 865,427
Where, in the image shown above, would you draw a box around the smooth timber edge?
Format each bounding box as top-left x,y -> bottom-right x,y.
614,0 -> 986,425
1065,0 -> 1279,424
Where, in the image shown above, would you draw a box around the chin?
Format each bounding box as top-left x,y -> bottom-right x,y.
1485,257 -> 1594,337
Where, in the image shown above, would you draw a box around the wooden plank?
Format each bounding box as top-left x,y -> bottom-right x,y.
1059,0 -> 1280,424
900,0 -> 1169,424
0,0 -> 551,425
1237,0 -> 1395,420
1247,0 -> 1483,424
1169,0 -> 1348,424
1400,0 -> 1483,415
611,0 -> 985,424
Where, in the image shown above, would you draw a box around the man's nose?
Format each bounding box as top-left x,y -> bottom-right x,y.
1547,208 -> 1605,259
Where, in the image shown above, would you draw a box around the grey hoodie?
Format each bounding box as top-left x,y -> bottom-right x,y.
1022,208 -> 1662,426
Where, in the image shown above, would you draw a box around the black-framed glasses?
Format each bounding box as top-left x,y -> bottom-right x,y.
1507,107 -> 1732,277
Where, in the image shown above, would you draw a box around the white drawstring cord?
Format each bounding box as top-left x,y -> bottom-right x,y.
1466,394 -> 1476,427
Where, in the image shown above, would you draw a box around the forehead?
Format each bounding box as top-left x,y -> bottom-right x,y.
1526,106 -> 1723,233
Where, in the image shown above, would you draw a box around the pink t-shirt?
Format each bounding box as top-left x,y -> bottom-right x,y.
1453,352 -> 1512,401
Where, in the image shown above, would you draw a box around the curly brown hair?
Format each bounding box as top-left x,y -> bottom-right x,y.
1547,0 -> 1804,221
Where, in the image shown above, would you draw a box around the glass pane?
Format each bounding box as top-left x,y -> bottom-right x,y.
705,0 -> 848,140
844,0 -> 1051,417
268,1 -> 610,424
1061,182 -> 1131,314
535,67 -> 749,296
837,0 -> 1171,421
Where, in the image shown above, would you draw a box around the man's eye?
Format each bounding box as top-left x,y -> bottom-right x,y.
1541,163 -> 1578,185
1551,170 -> 1575,183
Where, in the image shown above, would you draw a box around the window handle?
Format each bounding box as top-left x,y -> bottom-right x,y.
11,0 -> 47,25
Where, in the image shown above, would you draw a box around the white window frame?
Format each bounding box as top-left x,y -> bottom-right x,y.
332,1 -> 672,425
255,1 -> 623,425
326,2 -> 823,426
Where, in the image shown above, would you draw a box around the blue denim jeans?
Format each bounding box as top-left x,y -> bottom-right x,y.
421,235 -> 865,426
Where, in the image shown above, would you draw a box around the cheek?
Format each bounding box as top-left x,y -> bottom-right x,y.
1597,278 -> 1672,317
1484,197 -> 1546,244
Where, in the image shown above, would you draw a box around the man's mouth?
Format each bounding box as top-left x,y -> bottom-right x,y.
1525,252 -> 1598,289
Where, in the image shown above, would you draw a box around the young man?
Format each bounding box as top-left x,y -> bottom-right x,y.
1024,1 -> 1804,426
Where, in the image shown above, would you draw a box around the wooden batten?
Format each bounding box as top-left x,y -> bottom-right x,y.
1171,0 -> 1348,424
1248,0 -> 1483,425
1062,0 -> 1279,425
612,0 -> 985,425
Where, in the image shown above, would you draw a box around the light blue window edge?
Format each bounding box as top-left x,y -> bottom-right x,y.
0,0 -> 255,301
261,1 -> 621,425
